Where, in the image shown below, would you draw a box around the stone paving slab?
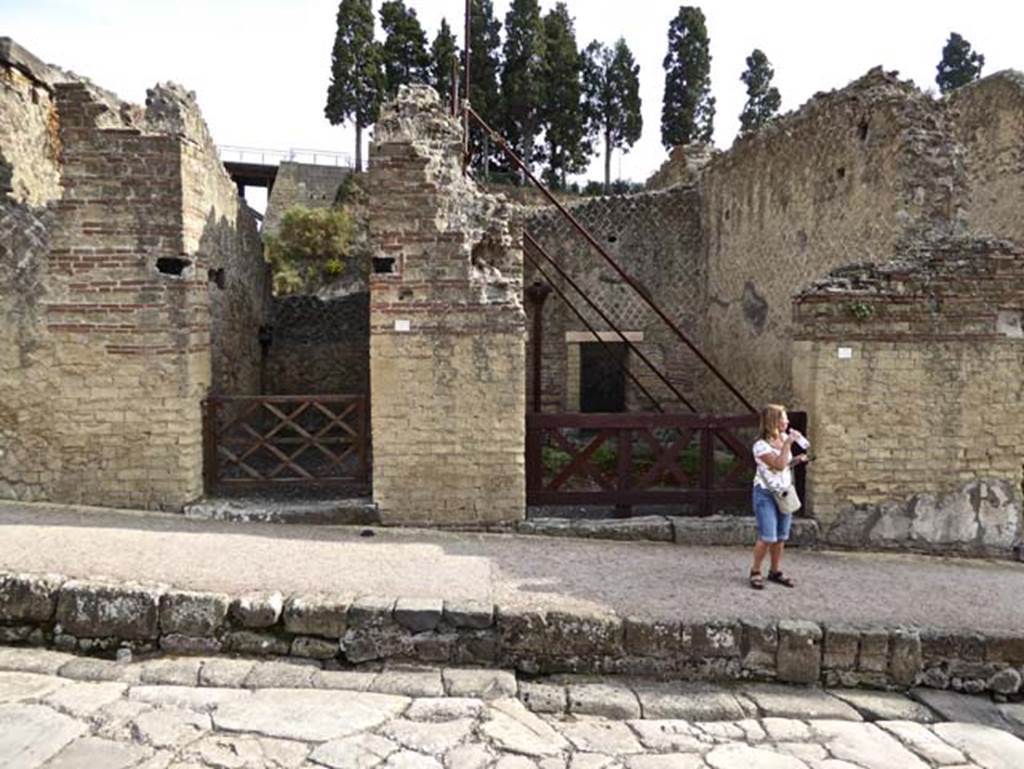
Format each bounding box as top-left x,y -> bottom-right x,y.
0,660 -> 1020,768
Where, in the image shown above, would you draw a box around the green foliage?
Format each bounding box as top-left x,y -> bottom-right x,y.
466,0 -> 504,176
538,3 -> 591,189
430,17 -> 460,108
325,0 -> 384,171
264,206 -> 354,296
500,0 -> 547,168
848,301 -> 874,321
541,438 -> 739,484
936,32 -> 985,94
661,5 -> 715,148
738,48 -> 781,135
379,0 -> 431,96
583,38 -> 643,190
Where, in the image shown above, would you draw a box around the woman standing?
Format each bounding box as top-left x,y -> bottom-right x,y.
749,404 -> 808,590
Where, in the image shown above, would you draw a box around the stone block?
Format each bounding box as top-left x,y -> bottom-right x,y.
412,634 -> 454,663
567,682 -> 642,719
777,620 -> 822,685
291,636 -> 341,660
55,580 -> 162,640
824,624 -> 860,671
497,607 -> 548,654
230,592 -> 284,629
682,621 -> 740,659
920,628 -> 984,662
223,631 -> 290,657
858,628 -> 890,673
988,667 -> 1023,695
0,572 -> 63,622
443,600 -> 494,629
740,619 -> 778,673
159,635 -> 222,655
159,589 -> 229,636
518,680 -> 566,714
543,610 -> 624,662
984,633 -> 1024,665
282,594 -> 350,638
442,667 -> 517,700
624,617 -> 682,658
394,598 -> 443,633
347,596 -> 396,627
890,628 -> 922,687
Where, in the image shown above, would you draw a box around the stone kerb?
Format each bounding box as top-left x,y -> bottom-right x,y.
1,570 -> 1023,699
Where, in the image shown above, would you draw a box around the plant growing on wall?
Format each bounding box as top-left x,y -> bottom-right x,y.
661,5 -> 715,148
936,32 -> 985,94
582,38 -> 643,192
738,48 -> 781,134
264,206 -> 354,296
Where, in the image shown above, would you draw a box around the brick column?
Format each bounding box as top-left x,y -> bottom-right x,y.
368,86 -> 526,525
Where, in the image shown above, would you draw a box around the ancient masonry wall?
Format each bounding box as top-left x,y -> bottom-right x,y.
263,293 -> 369,396
792,237 -> 1024,556
947,70 -> 1024,245
525,186 -> 711,413
0,41 -> 266,510
263,161 -> 353,234
700,68 -> 968,411
368,86 -> 526,525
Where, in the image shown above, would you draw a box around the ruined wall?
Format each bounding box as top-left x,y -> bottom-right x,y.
263,293 -> 369,395
947,70 -> 1024,244
263,161 -> 353,234
369,86 -> 526,525
792,237 -> 1024,555
525,186 -> 711,412
702,68 -> 967,411
0,41 -> 264,510
149,84 -> 271,396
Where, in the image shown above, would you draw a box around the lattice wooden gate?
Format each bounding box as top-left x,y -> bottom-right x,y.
203,395 -> 369,491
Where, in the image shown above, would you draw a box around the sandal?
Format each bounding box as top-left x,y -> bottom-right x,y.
749,570 -> 764,590
768,570 -> 796,588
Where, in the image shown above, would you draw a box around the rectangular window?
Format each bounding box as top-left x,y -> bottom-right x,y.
580,342 -> 627,413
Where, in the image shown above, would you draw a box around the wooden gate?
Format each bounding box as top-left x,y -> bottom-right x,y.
526,411 -> 807,515
203,395 -> 369,491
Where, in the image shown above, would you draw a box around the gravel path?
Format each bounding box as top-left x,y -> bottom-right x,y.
2,501 -> 1023,631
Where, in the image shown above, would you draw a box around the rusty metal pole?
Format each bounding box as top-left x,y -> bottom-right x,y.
462,0 -> 471,171
525,280 -> 552,413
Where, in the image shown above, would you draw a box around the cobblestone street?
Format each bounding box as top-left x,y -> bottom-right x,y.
1,648 -> 1022,769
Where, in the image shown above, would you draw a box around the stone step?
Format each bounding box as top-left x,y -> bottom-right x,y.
183,497 -> 379,526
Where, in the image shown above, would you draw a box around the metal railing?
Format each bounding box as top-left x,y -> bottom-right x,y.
217,145 -> 353,168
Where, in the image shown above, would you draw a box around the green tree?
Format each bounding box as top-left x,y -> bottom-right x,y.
325,0 -> 384,172
430,17 -> 460,108
936,32 -> 985,94
264,207 -> 354,296
738,48 -> 781,135
582,38 -> 643,191
379,0 -> 430,96
467,0 -> 503,174
661,5 -> 715,148
500,0 -> 547,169
538,3 -> 590,188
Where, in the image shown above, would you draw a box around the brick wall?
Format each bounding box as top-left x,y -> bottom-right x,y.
0,42 -> 266,510
792,237 -> 1024,554
368,86 -> 526,525
263,161 -> 352,234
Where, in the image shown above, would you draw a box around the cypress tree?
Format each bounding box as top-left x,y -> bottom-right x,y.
468,0 -> 503,174
430,17 -> 460,108
661,5 -> 715,149
936,32 -> 985,94
582,38 -> 643,191
500,0 -> 547,169
379,0 -> 430,96
738,49 -> 781,135
325,0 -> 384,172
538,3 -> 590,188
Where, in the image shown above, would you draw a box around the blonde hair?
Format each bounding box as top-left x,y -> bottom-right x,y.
759,403 -> 788,441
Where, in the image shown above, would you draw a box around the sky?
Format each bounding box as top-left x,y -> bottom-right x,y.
6,0 -> 1024,208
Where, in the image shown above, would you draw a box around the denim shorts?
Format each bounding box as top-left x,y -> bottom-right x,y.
752,485 -> 792,543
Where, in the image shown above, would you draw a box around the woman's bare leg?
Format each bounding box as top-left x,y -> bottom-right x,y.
769,541 -> 785,572
752,540 -> 770,573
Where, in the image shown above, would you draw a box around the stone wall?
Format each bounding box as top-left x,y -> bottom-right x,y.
947,70 -> 1024,245
263,161 -> 353,234
792,236 -> 1024,555
263,293 -> 369,395
702,68 -> 967,411
368,86 -> 526,525
525,186 -> 711,412
0,41 -> 265,510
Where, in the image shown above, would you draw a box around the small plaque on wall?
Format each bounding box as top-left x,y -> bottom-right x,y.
837,346 -> 853,359
394,319 -> 411,332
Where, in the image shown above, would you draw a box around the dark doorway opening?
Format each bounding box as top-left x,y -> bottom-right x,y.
580,342 -> 627,413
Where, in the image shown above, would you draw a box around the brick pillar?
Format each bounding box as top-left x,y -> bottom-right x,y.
368,86 -> 526,525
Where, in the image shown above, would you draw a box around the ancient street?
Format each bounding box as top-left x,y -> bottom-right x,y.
1,647 -> 1023,769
